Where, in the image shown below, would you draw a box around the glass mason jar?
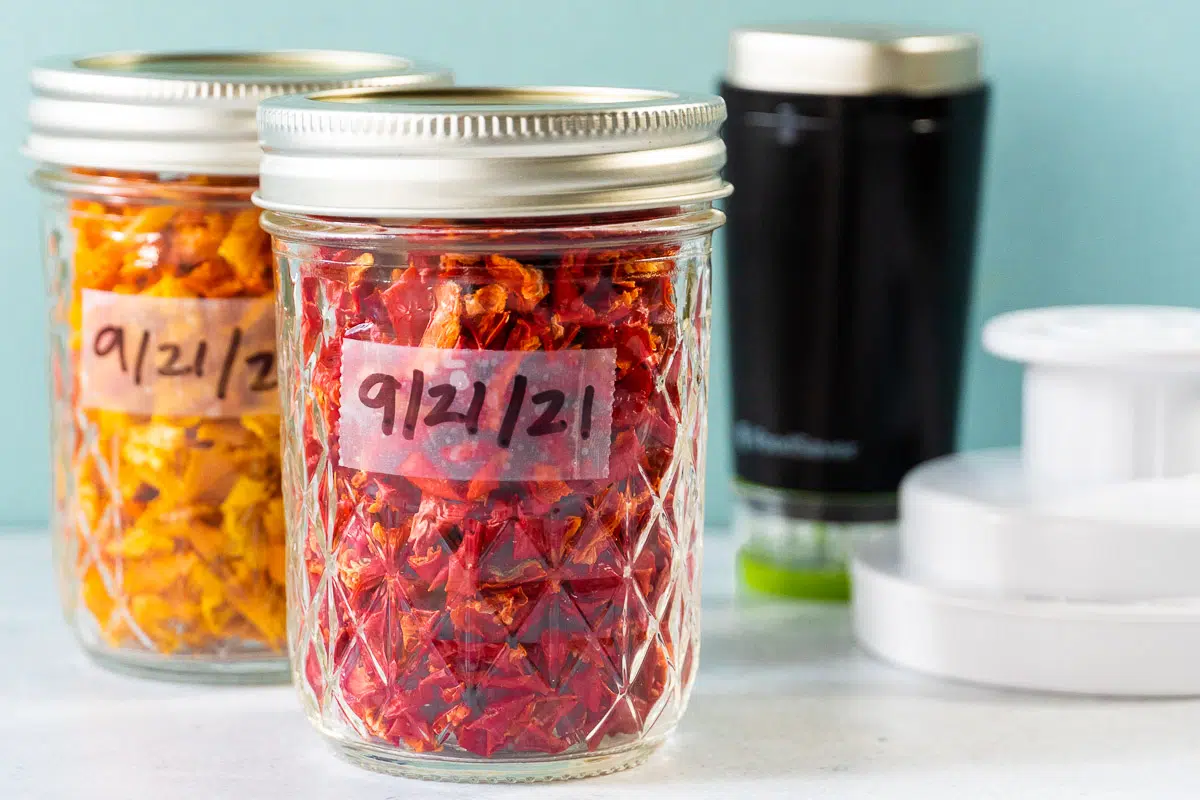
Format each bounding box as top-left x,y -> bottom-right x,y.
26,51 -> 450,682
256,87 -> 730,780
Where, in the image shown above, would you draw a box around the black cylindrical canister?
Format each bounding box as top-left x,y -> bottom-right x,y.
720,24 -> 989,599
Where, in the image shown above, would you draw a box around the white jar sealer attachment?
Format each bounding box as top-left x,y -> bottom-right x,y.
853,306 -> 1200,696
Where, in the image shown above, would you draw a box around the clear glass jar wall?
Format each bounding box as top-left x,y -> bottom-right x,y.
40,169 -> 287,680
266,207 -> 716,780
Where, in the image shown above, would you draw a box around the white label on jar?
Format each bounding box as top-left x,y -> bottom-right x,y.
80,289 -> 278,417
339,340 -> 616,481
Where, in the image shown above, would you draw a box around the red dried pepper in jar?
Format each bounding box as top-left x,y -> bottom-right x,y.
257,87 -> 729,781
25,51 -> 450,682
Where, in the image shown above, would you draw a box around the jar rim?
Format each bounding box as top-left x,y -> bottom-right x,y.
260,205 -> 726,251
30,167 -> 258,206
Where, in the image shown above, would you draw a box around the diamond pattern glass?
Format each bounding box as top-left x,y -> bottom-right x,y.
271,210 -> 714,781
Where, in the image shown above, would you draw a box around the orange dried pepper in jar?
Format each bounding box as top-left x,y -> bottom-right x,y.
26,51 -> 451,681
68,172 -> 288,662
61,171 -> 288,670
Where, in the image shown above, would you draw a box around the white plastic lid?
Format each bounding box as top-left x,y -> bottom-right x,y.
899,449 -> 1200,600
985,306 -> 1200,489
854,543 -> 1200,697
983,305 -> 1200,371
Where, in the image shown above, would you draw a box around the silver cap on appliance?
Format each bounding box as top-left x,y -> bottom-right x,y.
726,23 -> 982,96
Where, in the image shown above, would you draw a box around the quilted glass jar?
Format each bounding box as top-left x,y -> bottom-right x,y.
26,51 -> 449,682
256,87 -> 730,780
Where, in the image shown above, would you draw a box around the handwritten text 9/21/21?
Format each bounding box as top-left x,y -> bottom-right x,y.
357,369 -> 597,449
337,341 -> 616,481
79,291 -> 279,417
93,325 -> 275,399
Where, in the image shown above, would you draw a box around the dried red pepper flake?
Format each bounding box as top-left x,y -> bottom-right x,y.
289,221 -> 698,759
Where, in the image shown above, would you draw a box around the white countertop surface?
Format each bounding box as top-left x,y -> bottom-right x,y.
3,528 -> 1199,799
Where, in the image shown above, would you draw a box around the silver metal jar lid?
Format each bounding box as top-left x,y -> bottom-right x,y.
254,86 -> 731,218
726,23 -> 982,96
25,51 -> 452,175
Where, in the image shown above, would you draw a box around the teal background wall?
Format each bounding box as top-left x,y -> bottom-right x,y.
3,0 -> 1199,528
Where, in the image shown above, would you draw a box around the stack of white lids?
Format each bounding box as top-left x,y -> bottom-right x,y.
853,306 -> 1200,696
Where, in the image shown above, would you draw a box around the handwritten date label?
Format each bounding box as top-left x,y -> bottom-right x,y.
80,290 -> 277,417
339,340 -> 615,481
